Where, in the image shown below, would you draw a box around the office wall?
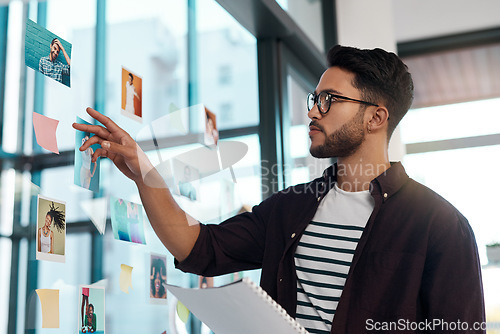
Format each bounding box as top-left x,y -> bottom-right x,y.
393,0 -> 500,42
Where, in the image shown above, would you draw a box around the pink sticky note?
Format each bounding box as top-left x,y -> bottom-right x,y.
33,112 -> 59,154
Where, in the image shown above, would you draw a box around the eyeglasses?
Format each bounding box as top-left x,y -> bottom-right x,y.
307,91 -> 379,115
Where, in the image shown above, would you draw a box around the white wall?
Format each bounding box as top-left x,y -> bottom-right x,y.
393,0 -> 500,42
336,0 -> 397,52
335,0 -> 405,161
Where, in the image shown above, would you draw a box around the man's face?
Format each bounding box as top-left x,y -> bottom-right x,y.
50,43 -> 60,61
88,306 -> 93,316
308,66 -> 367,159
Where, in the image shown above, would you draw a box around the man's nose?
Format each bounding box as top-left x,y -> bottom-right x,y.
307,102 -> 323,120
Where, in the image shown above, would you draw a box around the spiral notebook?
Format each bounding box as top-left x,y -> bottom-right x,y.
166,277 -> 309,334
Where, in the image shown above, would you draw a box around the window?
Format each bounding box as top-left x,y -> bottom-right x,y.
197,0 -> 259,130
218,65 -> 231,85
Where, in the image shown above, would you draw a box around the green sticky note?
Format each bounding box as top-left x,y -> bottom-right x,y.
176,300 -> 190,323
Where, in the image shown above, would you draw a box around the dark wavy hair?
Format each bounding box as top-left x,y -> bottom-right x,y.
150,258 -> 166,297
327,45 -> 414,139
47,201 -> 65,232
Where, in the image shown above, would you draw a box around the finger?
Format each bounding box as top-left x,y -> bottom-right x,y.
86,107 -> 129,136
92,148 -> 109,162
78,135 -> 103,151
73,122 -> 111,139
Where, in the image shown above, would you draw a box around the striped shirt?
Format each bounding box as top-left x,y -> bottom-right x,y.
38,56 -> 70,83
294,183 -> 375,334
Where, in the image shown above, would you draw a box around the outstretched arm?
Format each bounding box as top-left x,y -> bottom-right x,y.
72,107 -> 199,261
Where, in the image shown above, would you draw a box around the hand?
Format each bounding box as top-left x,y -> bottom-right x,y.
72,107 -> 153,184
54,39 -> 64,52
150,266 -> 155,280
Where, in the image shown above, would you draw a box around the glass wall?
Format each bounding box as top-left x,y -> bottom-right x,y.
2,0 -> 312,333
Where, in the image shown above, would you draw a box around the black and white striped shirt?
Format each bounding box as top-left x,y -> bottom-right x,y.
294,183 -> 375,334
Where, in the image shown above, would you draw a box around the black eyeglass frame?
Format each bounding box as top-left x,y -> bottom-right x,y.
307,91 -> 379,115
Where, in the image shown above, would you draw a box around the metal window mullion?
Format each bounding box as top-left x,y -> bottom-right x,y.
186,1 -> 201,334
257,38 -> 284,199
90,0 -> 106,285
94,0 -> 105,114
24,2 -> 46,332
321,0 -> 337,52
0,5 -> 8,146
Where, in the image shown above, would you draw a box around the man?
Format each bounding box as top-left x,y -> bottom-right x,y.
73,45 -> 485,333
39,38 -> 71,83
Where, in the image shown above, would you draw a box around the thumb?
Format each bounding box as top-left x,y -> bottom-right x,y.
101,140 -> 132,159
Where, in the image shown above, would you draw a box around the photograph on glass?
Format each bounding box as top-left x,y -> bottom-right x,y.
110,196 -> 147,245
36,195 -> 66,263
121,67 -> 142,123
74,117 -> 100,193
79,286 -> 105,334
150,253 -> 167,303
25,19 -> 72,87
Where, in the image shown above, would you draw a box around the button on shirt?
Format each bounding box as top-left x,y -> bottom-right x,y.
176,162 -> 485,334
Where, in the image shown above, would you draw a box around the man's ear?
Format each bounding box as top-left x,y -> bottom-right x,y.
367,106 -> 389,131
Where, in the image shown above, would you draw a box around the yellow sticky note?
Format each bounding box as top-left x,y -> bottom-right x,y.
176,300 -> 190,323
120,264 -> 133,294
35,289 -> 59,328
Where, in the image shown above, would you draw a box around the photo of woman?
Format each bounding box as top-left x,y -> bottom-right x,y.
121,67 -> 142,122
150,254 -> 167,301
36,196 -> 66,262
80,135 -> 97,189
74,117 -> 100,192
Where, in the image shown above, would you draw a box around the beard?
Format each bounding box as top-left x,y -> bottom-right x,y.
310,107 -> 366,158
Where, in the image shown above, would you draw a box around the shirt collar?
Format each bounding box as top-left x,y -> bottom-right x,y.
322,161 -> 409,202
